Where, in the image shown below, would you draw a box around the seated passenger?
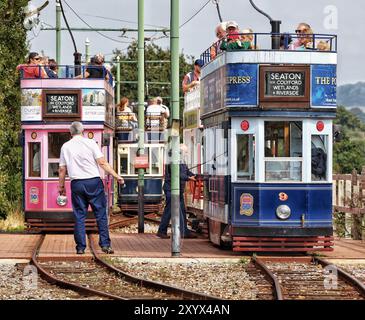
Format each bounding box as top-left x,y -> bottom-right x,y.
45,58 -> 58,78
280,33 -> 293,50
316,40 -> 330,51
16,52 -> 48,79
117,97 -> 138,129
76,53 -> 109,80
210,22 -> 227,59
220,21 -> 241,51
241,28 -> 258,50
290,23 -> 315,50
146,97 -> 169,129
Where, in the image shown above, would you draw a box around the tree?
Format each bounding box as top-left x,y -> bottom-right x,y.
333,106 -> 365,174
0,1 -> 29,218
111,41 -> 194,115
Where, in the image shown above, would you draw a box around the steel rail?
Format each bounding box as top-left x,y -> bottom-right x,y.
31,234 -> 127,300
314,257 -> 365,298
89,234 -> 221,300
252,256 -> 283,300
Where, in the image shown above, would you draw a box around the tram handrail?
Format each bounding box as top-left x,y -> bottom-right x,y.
201,32 -> 337,65
18,65 -> 114,86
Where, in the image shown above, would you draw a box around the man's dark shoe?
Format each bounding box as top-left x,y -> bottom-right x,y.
101,246 -> 114,254
156,232 -> 170,239
76,249 -> 85,254
183,232 -> 198,239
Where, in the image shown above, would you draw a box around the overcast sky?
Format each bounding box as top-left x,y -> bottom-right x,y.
27,0 -> 364,85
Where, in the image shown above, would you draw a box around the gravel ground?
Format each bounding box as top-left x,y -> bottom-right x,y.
109,258 -> 259,300
0,261 -> 103,300
335,263 -> 365,283
112,222 -> 170,234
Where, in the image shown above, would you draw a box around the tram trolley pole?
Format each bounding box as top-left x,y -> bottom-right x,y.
170,0 -> 180,256
137,0 -> 145,233
55,0 -> 61,68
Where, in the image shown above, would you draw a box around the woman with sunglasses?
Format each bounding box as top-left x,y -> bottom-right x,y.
16,52 -> 48,79
289,23 -> 315,50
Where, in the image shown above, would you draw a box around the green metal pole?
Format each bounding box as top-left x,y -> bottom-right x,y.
56,0 -> 61,66
85,38 -> 90,64
170,0 -> 180,256
116,55 -> 121,104
137,0 -> 145,233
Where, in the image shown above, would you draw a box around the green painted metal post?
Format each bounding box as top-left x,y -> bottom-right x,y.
137,0 -> 145,233
56,0 -> 61,66
85,38 -> 90,64
116,55 -> 121,104
170,0 -> 180,256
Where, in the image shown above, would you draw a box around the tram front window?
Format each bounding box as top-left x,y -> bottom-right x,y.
264,122 -> 302,182
48,132 -> 70,178
311,135 -> 328,181
236,134 -> 255,180
130,147 -> 150,175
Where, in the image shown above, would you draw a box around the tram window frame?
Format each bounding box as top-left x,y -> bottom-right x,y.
311,135 -> 329,182
29,142 -> 41,178
264,121 -> 303,182
47,132 -> 70,178
236,134 -> 255,181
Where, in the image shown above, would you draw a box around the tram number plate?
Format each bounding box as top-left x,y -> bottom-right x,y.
264,71 -> 306,97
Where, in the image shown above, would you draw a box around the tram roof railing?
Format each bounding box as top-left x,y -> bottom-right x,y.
18,65 -> 114,86
200,32 -> 338,65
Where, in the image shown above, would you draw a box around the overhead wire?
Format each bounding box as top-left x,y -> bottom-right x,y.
179,0 -> 211,29
63,0 -> 132,44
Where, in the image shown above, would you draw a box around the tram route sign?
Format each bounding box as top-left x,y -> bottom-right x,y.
43,90 -> 81,119
259,65 -> 310,108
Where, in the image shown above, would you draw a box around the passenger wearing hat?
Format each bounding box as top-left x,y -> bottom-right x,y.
182,59 -> 204,94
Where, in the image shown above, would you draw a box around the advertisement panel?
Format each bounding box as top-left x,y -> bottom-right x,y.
311,64 -> 337,107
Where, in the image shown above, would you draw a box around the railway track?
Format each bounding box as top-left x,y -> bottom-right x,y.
31,234 -> 221,300
250,256 -> 365,300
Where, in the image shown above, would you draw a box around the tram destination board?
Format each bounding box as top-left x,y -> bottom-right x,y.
259,65 -> 310,108
43,90 -> 81,119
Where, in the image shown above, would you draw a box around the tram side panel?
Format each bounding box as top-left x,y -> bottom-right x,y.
21,79 -> 115,230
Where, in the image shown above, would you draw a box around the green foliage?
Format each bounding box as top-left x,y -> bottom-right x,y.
110,41 -> 194,116
333,106 -> 365,174
0,1 -> 29,218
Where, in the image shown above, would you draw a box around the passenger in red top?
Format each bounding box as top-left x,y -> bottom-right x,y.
16,52 -> 48,79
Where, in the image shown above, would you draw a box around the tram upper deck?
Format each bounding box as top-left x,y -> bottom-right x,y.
199,33 -> 337,118
20,65 -> 114,126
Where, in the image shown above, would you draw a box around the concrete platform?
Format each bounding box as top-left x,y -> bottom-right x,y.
0,233 -> 365,260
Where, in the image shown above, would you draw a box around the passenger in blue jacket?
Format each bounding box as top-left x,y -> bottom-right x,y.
157,145 -> 198,239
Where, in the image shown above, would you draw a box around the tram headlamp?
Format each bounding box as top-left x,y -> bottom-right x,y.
276,205 -> 291,220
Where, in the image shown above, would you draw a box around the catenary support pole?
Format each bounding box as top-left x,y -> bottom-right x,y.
116,55 -> 121,104
85,38 -> 90,64
56,0 -> 61,67
137,0 -> 145,233
170,0 -> 180,256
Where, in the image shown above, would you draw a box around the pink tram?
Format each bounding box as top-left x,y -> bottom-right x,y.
20,67 -> 115,231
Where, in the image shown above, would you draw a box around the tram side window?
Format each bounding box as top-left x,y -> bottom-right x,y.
311,135 -> 328,181
48,133 -> 70,178
236,134 -> 255,180
151,147 -> 162,175
29,143 -> 41,177
119,152 -> 128,175
264,122 -> 302,182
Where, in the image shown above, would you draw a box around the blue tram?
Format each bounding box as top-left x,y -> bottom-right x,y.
116,110 -> 165,213
199,33 -> 337,252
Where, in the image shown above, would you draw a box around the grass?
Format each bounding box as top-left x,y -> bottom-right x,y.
0,208 -> 25,232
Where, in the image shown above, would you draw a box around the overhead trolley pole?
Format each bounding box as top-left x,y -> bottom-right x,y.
137,0 -> 145,233
170,0 -> 180,256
